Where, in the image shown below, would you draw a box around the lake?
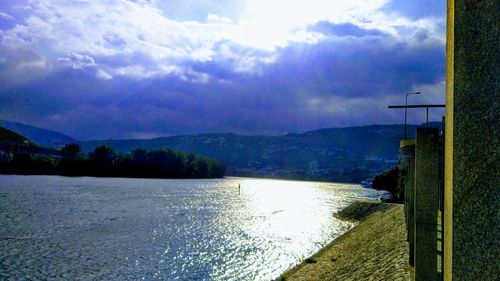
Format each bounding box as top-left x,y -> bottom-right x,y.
0,175 -> 379,280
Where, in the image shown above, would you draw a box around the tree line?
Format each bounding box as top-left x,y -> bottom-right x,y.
371,166 -> 403,203
0,144 -> 226,179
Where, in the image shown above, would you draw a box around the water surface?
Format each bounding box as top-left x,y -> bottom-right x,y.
0,175 -> 379,280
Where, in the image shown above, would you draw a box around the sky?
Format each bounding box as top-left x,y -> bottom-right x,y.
0,0 -> 446,140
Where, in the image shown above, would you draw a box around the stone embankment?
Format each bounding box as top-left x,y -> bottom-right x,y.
279,201 -> 410,281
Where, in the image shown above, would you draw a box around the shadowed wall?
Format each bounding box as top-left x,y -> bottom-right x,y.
444,0 -> 499,280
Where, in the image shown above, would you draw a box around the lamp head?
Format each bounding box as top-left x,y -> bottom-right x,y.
407,91 -> 421,96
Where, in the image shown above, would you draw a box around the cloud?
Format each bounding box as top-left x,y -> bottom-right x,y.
0,30 -> 445,139
0,0 -> 447,139
96,69 -> 113,80
57,53 -> 96,69
0,12 -> 15,21
0,0 -> 444,73
0,0 -> 234,77
308,22 -> 387,37
0,46 -> 50,86
206,14 -> 233,24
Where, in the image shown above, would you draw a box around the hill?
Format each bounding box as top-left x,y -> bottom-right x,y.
0,127 -> 31,144
0,120 -> 76,148
0,126 -> 61,157
0,120 -> 442,182
79,123 -> 442,182
80,125 -> 409,166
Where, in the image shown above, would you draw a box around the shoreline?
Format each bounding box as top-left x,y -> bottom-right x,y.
277,201 -> 410,280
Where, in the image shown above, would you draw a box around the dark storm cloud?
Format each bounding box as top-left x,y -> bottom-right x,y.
308,22 -> 387,37
0,1 -> 446,139
0,27 -> 446,140
274,42 -> 443,97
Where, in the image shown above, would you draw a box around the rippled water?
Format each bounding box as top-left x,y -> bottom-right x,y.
0,175 -> 379,280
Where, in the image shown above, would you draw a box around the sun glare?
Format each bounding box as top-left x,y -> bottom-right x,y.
238,178 -> 331,234
227,0 -> 389,50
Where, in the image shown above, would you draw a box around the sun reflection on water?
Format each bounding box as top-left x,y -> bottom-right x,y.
240,178 -> 332,236
220,178 -> 373,279
0,175 -> 379,281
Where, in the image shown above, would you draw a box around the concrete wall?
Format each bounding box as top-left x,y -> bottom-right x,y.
400,142 -> 415,266
414,128 -> 439,281
444,0 -> 500,280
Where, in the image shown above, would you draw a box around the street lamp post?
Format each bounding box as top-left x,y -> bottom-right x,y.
404,91 -> 421,139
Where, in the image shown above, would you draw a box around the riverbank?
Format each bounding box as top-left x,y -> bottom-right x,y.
278,201 -> 410,280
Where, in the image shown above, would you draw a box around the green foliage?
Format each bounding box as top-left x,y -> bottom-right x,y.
0,144 -> 226,179
371,166 -> 404,202
131,148 -> 148,164
0,127 -> 30,144
78,124 -> 434,182
276,275 -> 287,281
89,145 -> 116,165
304,257 -> 317,264
0,152 -> 57,175
61,143 -> 82,162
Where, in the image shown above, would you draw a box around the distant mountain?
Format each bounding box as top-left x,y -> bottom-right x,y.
0,120 -> 442,182
80,124 -> 425,157
80,125 -> 407,163
79,123 -> 442,182
0,120 -> 76,148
